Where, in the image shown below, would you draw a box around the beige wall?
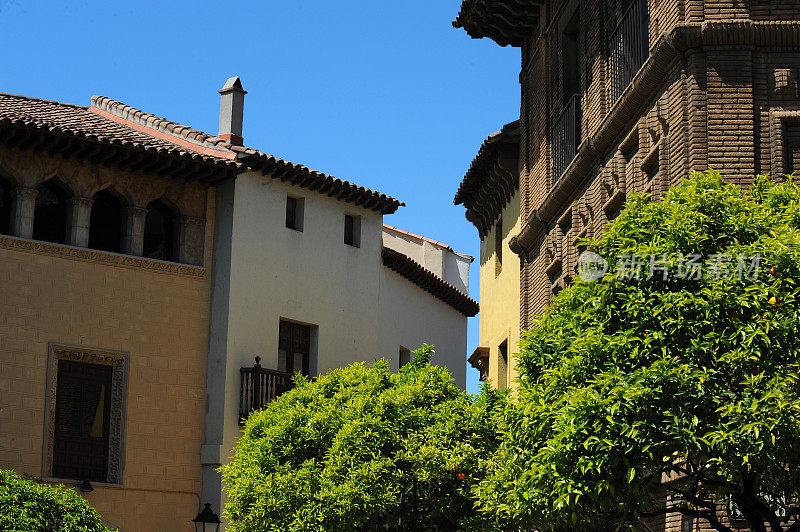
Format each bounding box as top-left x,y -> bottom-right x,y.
478,190 -> 521,390
0,192 -> 214,532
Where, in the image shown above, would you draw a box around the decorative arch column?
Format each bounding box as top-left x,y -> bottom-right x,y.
67,196 -> 93,247
179,215 -> 206,266
122,205 -> 148,256
11,186 -> 38,239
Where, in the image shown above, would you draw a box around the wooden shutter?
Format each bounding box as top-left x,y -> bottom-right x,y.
278,320 -> 311,375
286,196 -> 297,230
344,214 -> 354,246
53,360 -> 112,482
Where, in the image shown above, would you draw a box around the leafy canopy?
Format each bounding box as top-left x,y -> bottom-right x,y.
0,469 -> 111,532
222,345 -> 506,532
475,172 -> 800,532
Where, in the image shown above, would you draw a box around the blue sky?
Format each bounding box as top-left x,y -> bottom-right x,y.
1,0 -> 520,394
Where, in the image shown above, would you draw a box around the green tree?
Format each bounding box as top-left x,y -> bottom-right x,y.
475,172 -> 800,532
0,469 -> 112,532
222,345 -> 507,532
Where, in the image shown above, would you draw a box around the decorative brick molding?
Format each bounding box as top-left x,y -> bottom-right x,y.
43,344 -> 129,485
509,20 -> 800,256
0,234 -> 206,278
769,109 -> 800,176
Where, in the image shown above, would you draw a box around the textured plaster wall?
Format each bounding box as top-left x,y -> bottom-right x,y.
205,170 -> 470,522
479,190 -> 521,390
377,267 -> 467,386
0,189 -> 215,532
381,226 -> 472,295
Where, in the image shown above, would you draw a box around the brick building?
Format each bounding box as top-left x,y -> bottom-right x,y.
454,1 -> 800,530
455,2 -> 800,343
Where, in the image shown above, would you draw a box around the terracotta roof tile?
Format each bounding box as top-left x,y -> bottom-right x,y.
0,92 -> 237,171
383,224 -> 474,262
382,247 -> 479,317
454,120 -> 519,237
0,92 -> 403,214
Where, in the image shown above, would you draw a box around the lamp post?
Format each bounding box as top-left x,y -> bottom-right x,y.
192,503 -> 221,532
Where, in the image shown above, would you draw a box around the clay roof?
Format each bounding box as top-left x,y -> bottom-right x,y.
382,224 -> 474,262
92,96 -> 403,214
453,0 -> 544,47
0,92 -> 403,213
0,93 -> 238,181
454,121 -> 519,237
382,247 -> 479,317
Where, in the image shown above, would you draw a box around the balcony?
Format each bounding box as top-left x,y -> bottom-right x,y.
608,0 -> 650,105
239,357 -> 294,424
552,94 -> 582,182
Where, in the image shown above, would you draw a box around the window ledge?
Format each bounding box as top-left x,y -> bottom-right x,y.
42,477 -> 123,489
0,235 -> 205,278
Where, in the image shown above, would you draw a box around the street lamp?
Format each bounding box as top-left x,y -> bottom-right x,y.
192,503 -> 221,532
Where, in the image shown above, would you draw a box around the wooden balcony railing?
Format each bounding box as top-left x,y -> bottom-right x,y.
608,0 -> 650,105
552,94 -> 582,182
239,357 -> 294,424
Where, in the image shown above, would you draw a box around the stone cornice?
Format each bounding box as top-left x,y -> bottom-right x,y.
509,20 -> 800,255
0,234 -> 206,278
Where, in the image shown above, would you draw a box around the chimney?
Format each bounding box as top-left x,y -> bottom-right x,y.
218,76 -> 247,146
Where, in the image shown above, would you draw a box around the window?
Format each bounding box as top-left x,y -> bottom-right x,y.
344,214 -> 361,247
497,340 -> 509,390
53,359 -> 112,482
285,195 -> 304,231
608,0 -> 650,105
88,189 -> 123,253
552,10 -> 582,182
494,217 -> 503,276
787,122 -> 800,175
143,199 -> 175,261
278,320 -> 312,376
399,347 -> 411,369
33,179 -> 69,244
0,176 -> 11,235
45,345 -> 127,485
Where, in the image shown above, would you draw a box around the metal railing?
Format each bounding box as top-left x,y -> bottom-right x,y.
552,94 -> 582,182
608,0 -> 650,105
239,357 -> 294,424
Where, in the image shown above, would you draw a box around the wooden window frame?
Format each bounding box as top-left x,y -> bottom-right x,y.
278,320 -> 312,376
344,213 -> 361,248
43,344 -> 128,485
285,195 -> 304,231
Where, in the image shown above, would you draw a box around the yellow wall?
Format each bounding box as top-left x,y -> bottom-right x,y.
478,190 -> 521,390
0,194 -> 214,531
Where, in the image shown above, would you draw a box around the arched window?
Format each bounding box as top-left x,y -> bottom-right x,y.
0,176 -> 12,235
143,199 -> 176,262
88,189 -> 124,253
33,179 -> 69,244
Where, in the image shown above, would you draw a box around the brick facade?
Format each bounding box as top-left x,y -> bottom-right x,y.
504,1 -> 800,328
454,1 -> 800,529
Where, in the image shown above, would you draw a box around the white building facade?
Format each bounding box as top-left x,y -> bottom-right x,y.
193,78 -> 478,516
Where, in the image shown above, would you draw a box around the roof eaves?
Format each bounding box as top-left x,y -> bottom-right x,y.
381,247 -> 479,317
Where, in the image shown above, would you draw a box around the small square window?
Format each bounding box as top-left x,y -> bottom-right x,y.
344,214 -> 361,247
286,195 -> 304,231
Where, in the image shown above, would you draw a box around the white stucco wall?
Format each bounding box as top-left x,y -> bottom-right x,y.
381,226 -> 472,295
203,170 -> 471,518
377,268 -> 467,385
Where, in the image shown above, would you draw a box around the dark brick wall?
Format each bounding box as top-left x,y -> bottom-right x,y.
508,2 -> 800,527
518,1 -> 800,330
